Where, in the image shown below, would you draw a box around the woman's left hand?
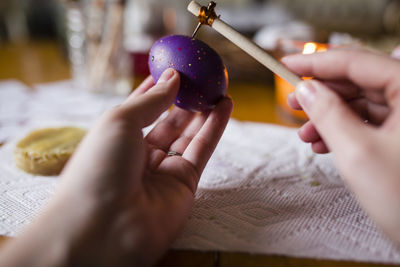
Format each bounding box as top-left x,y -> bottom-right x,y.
0,69 -> 233,267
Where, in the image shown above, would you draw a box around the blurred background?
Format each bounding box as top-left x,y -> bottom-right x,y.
1,0 -> 400,122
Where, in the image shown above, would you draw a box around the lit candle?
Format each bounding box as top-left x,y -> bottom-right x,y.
275,41 -> 328,124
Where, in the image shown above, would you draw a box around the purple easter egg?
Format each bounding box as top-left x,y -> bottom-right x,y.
148,35 -> 228,112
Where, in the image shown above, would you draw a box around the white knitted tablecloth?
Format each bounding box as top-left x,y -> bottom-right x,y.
0,80 -> 399,264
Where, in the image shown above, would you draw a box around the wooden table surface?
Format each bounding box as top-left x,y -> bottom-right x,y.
0,40 -> 388,267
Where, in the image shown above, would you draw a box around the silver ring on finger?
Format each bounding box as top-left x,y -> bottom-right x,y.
167,151 -> 183,157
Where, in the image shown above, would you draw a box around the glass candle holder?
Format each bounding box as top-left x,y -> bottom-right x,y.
274,39 -> 328,124
64,0 -> 132,95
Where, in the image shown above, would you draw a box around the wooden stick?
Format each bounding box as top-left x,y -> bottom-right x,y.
187,1 -> 302,87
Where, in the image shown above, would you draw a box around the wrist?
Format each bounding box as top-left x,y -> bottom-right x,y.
0,191 -> 97,267
49,191 -> 162,266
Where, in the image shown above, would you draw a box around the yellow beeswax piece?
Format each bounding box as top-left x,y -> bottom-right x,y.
14,127 -> 86,176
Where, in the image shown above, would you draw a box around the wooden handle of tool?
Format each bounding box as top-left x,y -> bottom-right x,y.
187,1 -> 302,87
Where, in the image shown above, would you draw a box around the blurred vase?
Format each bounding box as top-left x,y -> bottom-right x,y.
65,2 -> 86,90
64,0 -> 132,95
124,0 -> 190,86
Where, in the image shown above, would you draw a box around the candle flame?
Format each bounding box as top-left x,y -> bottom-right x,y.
302,42 -> 328,54
303,42 -> 317,54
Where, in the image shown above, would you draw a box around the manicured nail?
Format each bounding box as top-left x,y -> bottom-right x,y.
281,54 -> 301,65
392,46 -> 400,59
287,92 -> 295,107
280,56 -> 291,65
157,68 -> 175,83
295,81 -> 316,110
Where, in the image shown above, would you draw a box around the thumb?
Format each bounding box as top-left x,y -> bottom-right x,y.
295,80 -> 369,154
119,68 -> 180,127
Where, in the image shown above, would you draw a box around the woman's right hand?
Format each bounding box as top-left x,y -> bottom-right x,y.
282,49 -> 400,243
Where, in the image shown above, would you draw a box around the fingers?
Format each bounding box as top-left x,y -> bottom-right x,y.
295,80 -> 372,155
117,69 -> 180,128
321,80 -> 362,101
287,92 -> 302,110
311,140 -> 329,154
298,121 -> 330,154
128,76 -> 155,99
350,98 -> 390,125
282,49 -> 400,107
383,106 -> 400,131
288,80 -> 362,111
183,97 -> 233,175
294,91 -> 389,125
297,96 -> 388,153
145,107 -> 196,152
168,112 -> 209,155
298,121 -> 320,143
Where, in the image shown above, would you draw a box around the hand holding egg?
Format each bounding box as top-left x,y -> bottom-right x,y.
149,35 -> 228,112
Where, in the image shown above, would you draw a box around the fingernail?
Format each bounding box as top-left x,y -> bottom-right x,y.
295,81 -> 316,110
281,54 -> 301,65
157,68 -> 175,83
280,56 -> 290,64
392,46 -> 400,60
287,92 -> 295,104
